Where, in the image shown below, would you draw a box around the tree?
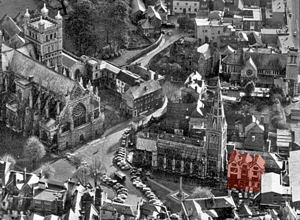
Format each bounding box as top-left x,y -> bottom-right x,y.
0,154 -> 16,169
73,165 -> 90,186
89,159 -> 106,186
65,2 -> 99,55
23,136 -> 46,169
40,163 -> 55,179
191,186 -> 213,198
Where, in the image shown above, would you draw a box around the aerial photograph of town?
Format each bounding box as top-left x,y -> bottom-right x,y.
0,0 -> 300,219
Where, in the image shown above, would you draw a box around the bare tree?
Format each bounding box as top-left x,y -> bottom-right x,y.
89,158 -> 106,186
23,136 -> 46,169
191,186 -> 213,199
73,165 -> 90,186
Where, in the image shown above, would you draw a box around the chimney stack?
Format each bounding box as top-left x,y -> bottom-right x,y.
23,168 -> 27,183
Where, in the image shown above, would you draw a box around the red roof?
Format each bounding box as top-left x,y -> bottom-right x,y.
228,150 -> 265,169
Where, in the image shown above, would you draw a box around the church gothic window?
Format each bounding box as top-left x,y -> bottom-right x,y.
72,103 -> 86,128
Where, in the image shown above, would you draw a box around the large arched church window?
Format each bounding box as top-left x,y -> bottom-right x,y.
72,103 -> 86,128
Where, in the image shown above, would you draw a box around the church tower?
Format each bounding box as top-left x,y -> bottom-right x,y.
206,77 -> 227,178
23,5 -> 63,70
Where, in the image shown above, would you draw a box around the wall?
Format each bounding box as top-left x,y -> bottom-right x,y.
126,34 -> 163,65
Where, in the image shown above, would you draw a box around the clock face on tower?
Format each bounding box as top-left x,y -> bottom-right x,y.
246,69 -> 253,76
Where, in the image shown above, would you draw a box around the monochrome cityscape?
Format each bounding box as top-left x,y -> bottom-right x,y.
0,0 -> 300,219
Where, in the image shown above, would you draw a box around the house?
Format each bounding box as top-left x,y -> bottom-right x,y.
213,0 -> 225,11
139,6 -> 162,37
227,150 -> 265,193
276,129 -> 292,157
194,18 -> 232,44
181,196 -> 237,220
241,8 -> 262,31
134,132 -> 158,168
197,43 -> 220,77
243,116 -> 266,151
172,0 -> 200,15
289,150 -> 300,209
121,79 -> 163,117
101,201 -> 141,220
290,109 -> 300,121
261,172 -> 291,207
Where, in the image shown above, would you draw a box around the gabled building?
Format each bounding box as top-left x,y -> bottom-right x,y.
121,79 -> 163,117
181,196 -> 237,220
227,150 -> 265,193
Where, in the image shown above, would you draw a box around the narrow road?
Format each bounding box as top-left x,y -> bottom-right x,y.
131,31 -> 187,67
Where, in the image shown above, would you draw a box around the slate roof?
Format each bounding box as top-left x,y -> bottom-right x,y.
222,50 -> 287,72
117,70 -> 141,86
8,49 -> 77,96
102,202 -> 138,217
197,43 -> 211,60
62,51 -> 81,69
126,79 -> 161,100
0,15 -> 22,37
8,34 -> 25,48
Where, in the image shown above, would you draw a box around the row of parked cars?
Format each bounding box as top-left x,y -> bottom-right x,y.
130,168 -> 163,206
113,129 -> 132,171
102,174 -> 129,203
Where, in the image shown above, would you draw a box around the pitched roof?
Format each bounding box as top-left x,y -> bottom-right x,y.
146,6 -> 161,20
0,15 -> 22,37
8,34 -> 25,48
102,202 -> 138,217
126,79 -> 161,100
117,70 -> 141,86
8,49 -> 77,96
62,51 -> 81,69
197,44 -> 211,60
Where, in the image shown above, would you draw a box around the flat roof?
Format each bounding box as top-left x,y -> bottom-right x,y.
31,18 -> 55,29
242,8 -> 262,21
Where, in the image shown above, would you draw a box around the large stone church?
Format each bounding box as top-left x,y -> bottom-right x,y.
0,5 -> 104,150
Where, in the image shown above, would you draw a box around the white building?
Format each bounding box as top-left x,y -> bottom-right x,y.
194,18 -> 232,43
172,0 -> 199,15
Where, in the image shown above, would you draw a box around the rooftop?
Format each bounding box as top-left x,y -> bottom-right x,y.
30,17 -> 55,29
34,189 -> 65,202
126,79 -> 161,99
289,150 -> 300,202
261,172 -> 291,195
242,8 -> 262,21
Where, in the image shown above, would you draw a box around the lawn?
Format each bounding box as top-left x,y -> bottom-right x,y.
0,0 -> 39,18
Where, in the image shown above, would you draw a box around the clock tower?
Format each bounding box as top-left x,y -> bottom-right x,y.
206,77 -> 227,178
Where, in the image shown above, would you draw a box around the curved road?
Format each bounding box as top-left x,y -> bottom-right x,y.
131,30 -> 187,67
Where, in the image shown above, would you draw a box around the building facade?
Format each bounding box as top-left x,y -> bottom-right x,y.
227,150 -> 265,193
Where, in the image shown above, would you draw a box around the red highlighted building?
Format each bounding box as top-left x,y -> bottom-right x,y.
227,150 -> 265,193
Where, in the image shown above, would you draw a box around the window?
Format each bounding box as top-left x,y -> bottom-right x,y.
177,2 -> 179,5
46,35 -> 49,41
194,3 -> 197,5
186,2 -> 188,5
48,46 -> 50,53
72,103 -> 86,128
194,8 -> 197,12
50,34 -> 53,39
54,33 -> 56,38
